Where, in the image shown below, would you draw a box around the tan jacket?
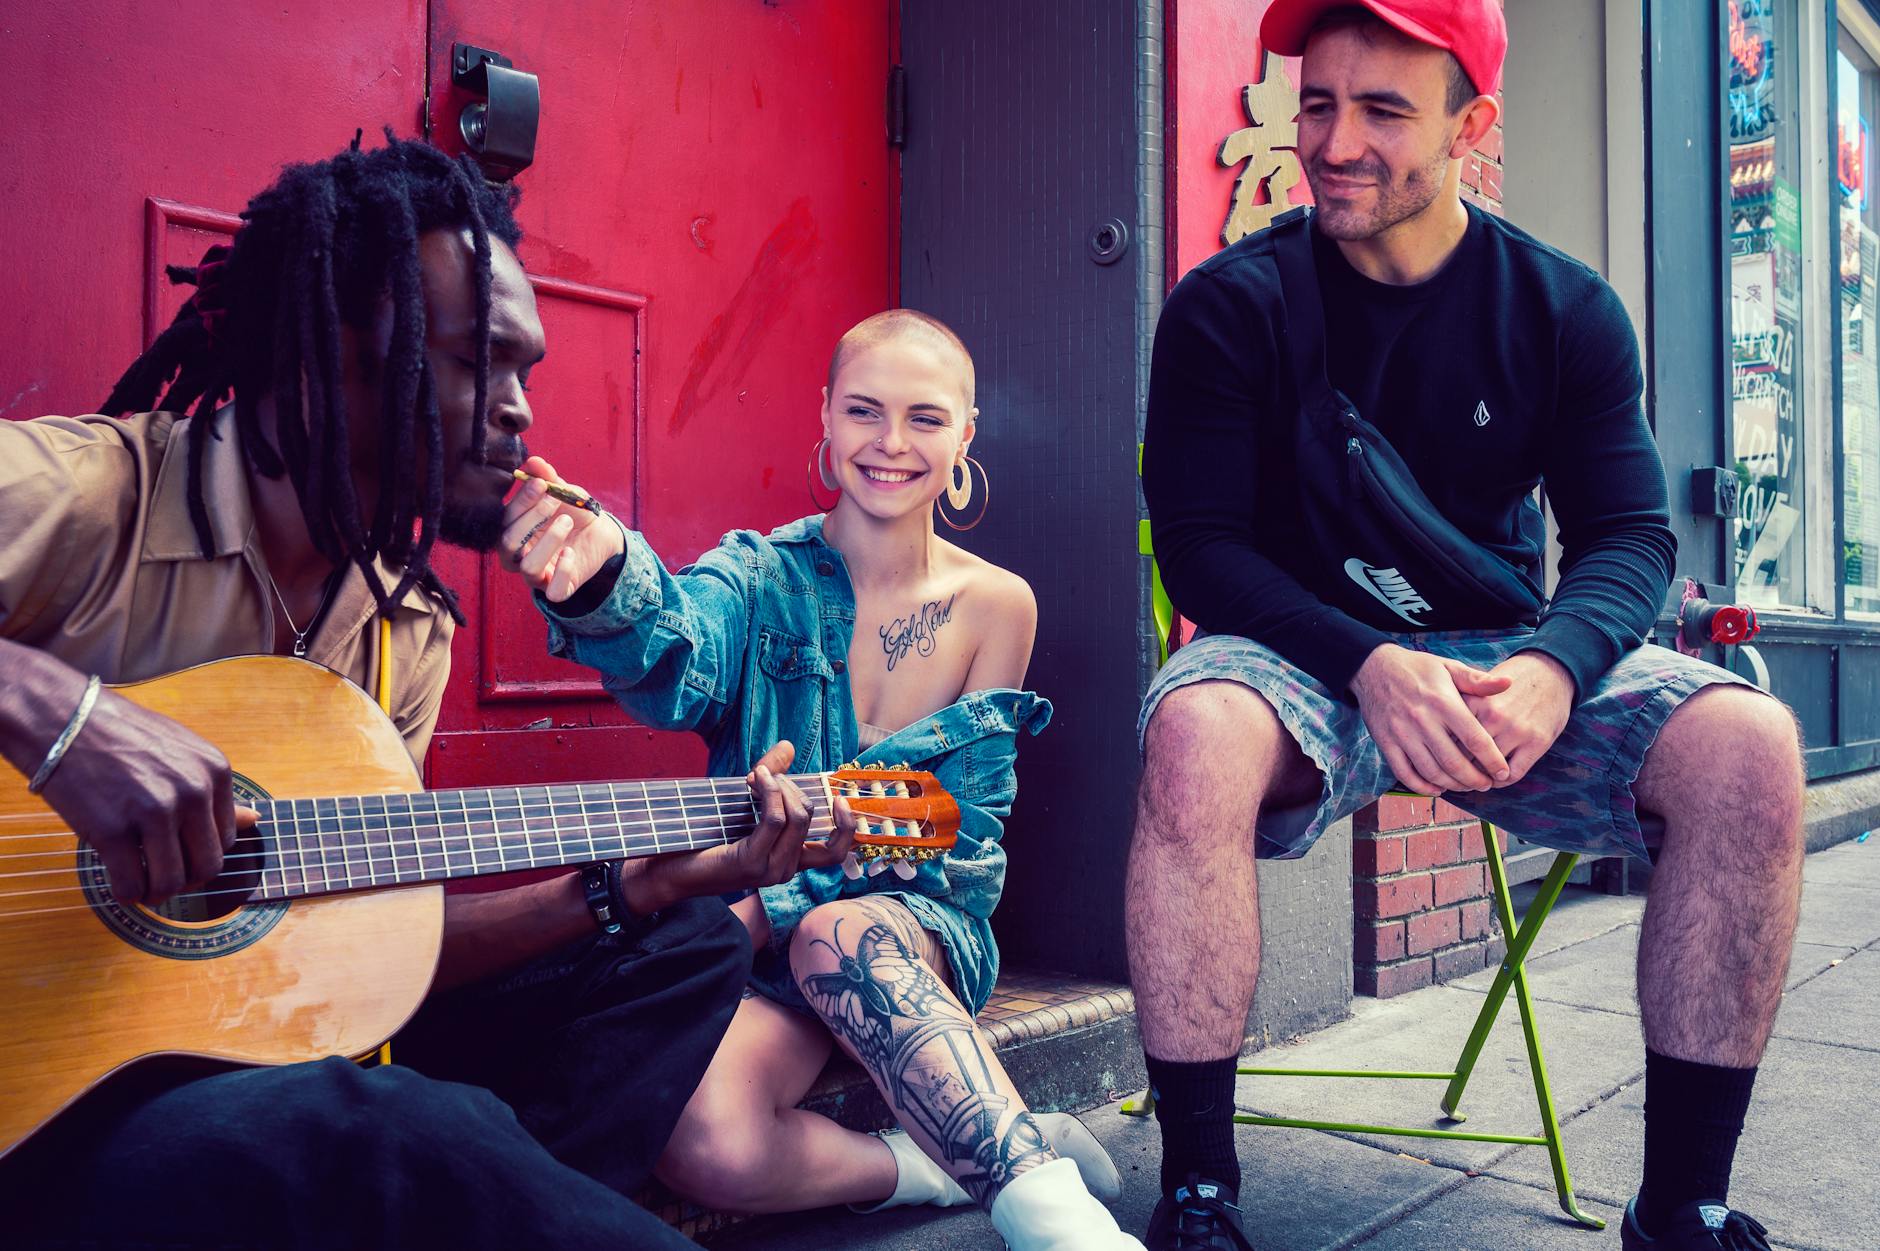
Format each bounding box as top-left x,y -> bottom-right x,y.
0,410 -> 454,766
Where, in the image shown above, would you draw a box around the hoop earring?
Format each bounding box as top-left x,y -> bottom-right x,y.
806,438 -> 841,512
936,456 -> 989,531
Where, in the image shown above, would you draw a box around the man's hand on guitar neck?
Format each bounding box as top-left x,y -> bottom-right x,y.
435,740 -> 856,990
619,739 -> 858,916
0,639 -> 256,905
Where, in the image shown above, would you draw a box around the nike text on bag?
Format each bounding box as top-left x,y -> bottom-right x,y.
1268,208 -> 1545,631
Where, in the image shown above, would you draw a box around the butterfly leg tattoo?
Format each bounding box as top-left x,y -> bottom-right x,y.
793,898 -> 1057,1206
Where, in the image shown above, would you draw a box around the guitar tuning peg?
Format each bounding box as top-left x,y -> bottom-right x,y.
842,852 -> 863,880
866,856 -> 890,877
891,858 -> 918,880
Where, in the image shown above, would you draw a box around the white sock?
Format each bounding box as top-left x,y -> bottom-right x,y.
1036,1111 -> 1123,1203
988,1157 -> 1146,1250
849,1129 -> 974,1213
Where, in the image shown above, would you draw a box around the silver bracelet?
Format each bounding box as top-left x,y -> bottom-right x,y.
27,675 -> 102,794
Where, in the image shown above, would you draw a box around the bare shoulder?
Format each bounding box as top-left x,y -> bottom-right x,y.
936,544 -> 1037,696
939,541 -> 1037,630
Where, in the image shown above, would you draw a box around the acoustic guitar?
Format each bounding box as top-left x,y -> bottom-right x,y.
0,655 -> 959,1159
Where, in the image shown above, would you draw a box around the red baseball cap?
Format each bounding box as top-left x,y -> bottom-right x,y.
1259,0 -> 1507,98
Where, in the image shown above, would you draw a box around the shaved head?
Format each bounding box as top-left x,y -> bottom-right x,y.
826,308 -> 976,410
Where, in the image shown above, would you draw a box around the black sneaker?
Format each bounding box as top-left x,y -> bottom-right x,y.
1144,1176 -> 1256,1251
1621,1198 -> 1773,1250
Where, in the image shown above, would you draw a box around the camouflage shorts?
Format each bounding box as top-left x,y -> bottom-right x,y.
1137,628 -> 1758,863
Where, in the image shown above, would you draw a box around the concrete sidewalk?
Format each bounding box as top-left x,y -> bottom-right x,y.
708,839 -> 1879,1251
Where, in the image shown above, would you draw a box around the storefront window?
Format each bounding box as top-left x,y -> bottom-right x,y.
1840,28 -> 1880,616
1728,0 -> 1809,609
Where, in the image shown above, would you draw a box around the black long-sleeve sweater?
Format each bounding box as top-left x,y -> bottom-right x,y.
1142,206 -> 1675,700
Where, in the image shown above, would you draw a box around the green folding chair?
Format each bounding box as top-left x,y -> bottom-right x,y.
1119,817 -> 1603,1230
1126,531 -> 1604,1230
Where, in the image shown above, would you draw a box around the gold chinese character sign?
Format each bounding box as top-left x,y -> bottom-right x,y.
1219,51 -> 1303,246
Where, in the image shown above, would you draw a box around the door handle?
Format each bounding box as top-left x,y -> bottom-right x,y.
452,43 -> 539,180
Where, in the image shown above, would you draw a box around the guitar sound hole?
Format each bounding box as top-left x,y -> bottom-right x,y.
147,826 -> 269,924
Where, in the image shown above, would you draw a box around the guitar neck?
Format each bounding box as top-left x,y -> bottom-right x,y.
246,774 -> 835,902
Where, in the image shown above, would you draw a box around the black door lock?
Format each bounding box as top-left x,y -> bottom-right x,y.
452,43 -> 539,181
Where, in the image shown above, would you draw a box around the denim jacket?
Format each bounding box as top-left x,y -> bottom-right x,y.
537,514 -> 1051,1014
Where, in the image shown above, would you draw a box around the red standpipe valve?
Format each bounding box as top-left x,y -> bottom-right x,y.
1678,598 -> 1761,651
1707,603 -> 1759,645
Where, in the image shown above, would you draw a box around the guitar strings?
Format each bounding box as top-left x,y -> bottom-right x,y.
0,791 -> 799,851
0,800 -> 934,904
0,817 -> 858,919
0,785 -> 892,851
0,786 -> 923,879
0,808 -> 871,885
0,820 -> 846,899
0,772 -> 911,849
0,804 -> 921,869
0,776 -> 929,917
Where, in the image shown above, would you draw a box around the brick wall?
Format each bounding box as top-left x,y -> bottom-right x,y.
1352,796 -> 1510,998
1461,110 -> 1505,215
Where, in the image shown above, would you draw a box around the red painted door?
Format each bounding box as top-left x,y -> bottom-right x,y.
423,3 -> 897,789
0,2 -> 895,790
0,3 -> 426,423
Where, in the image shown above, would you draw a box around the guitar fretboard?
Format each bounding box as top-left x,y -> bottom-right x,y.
246,776 -> 831,902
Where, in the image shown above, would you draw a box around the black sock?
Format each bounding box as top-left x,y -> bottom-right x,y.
1635,1049 -> 1758,1234
1145,1053 -> 1242,1196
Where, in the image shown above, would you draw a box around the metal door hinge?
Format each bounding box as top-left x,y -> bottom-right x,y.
887,65 -> 907,149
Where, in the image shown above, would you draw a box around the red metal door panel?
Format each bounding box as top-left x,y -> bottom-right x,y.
0,2 -> 893,795
0,3 -> 426,416
471,276 -> 644,712
424,2 -> 896,788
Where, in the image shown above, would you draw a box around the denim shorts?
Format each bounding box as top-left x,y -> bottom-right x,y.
1137,629 -> 1758,863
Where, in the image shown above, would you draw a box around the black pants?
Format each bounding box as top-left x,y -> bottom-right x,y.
5,897 -> 749,1250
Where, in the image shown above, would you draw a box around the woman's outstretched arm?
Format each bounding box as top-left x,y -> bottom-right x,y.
506,457 -> 759,735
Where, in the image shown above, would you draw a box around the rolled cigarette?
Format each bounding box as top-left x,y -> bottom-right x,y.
512,469 -> 603,515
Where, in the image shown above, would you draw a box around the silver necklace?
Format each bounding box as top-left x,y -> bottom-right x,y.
264,568 -> 339,658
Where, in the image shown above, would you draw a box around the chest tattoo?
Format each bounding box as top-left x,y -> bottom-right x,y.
879,593 -> 957,671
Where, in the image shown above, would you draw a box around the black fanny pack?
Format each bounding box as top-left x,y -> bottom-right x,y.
1269,208 -> 1543,631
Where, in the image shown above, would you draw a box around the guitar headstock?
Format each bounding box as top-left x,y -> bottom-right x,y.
827,766 -> 960,877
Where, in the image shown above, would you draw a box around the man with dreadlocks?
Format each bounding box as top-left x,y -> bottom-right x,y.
0,134 -> 852,1249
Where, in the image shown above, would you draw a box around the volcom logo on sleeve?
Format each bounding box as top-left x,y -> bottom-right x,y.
1472,400 -> 1491,427
1345,559 -> 1433,624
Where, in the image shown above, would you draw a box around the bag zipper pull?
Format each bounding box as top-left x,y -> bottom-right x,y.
1346,436 -> 1362,492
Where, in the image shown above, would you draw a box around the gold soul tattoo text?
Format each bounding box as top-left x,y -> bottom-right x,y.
880,593 -> 957,671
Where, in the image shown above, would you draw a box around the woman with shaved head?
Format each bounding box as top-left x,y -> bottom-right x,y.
503,310 -> 1139,1248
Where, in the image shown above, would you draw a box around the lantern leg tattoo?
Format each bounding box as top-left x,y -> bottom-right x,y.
793,899 -> 1056,1206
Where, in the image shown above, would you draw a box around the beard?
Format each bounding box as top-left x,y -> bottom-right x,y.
438,497 -> 507,550
1306,145 -> 1451,241
436,433 -> 528,551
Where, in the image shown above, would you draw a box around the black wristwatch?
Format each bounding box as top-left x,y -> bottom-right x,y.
580,861 -> 625,935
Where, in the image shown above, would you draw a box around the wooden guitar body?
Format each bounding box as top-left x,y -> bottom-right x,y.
0,654 -> 961,1161
0,656 -> 442,1159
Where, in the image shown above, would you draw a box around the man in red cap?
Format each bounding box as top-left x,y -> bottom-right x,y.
1129,4 -> 1799,1249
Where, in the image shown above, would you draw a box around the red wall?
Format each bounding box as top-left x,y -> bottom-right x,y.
1169,0 -> 1309,283
0,2 -> 896,792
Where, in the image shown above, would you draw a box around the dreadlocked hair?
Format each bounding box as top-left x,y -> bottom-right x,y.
99,130 -> 523,624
